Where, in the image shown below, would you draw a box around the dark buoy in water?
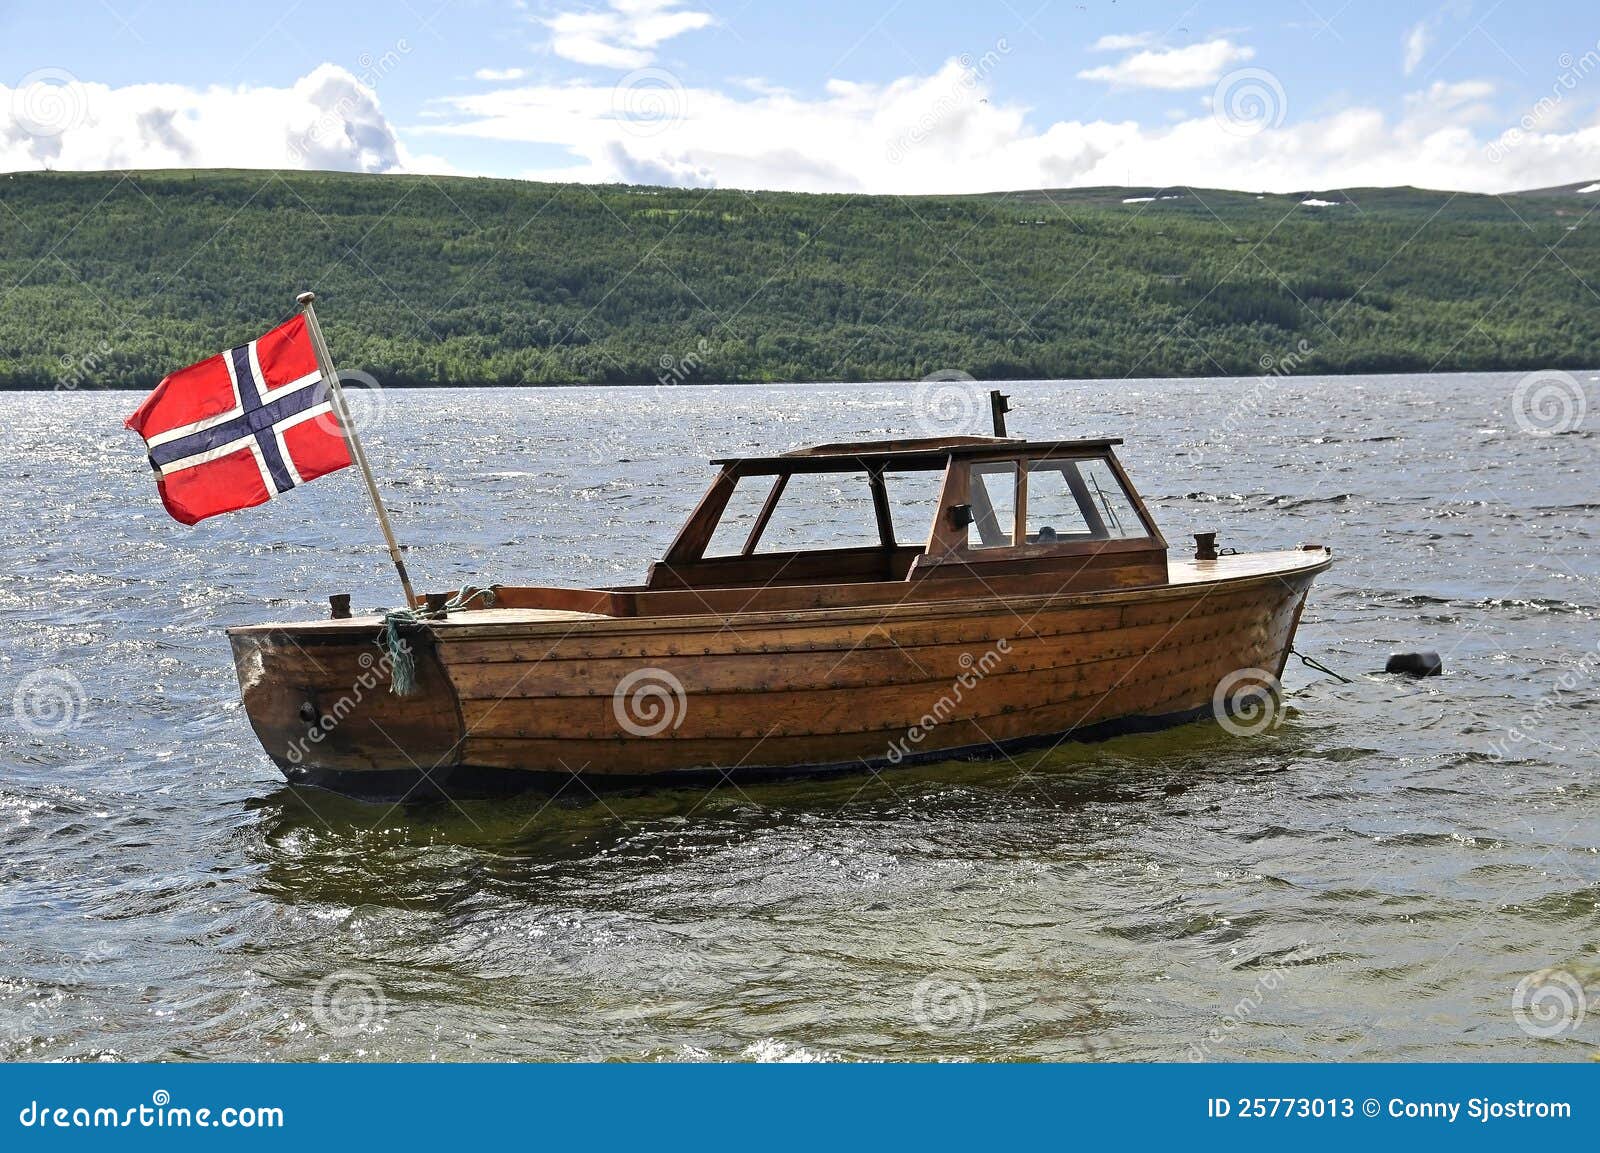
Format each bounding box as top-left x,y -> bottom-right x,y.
1385,651 -> 1442,677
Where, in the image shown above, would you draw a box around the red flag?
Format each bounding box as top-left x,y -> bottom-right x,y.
125,315 -> 351,525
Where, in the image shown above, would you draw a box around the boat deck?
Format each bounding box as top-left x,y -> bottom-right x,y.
1167,548 -> 1328,585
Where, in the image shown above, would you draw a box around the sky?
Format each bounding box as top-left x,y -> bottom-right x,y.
2,0 -> 1599,194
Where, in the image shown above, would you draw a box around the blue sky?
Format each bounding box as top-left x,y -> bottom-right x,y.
3,0 -> 1599,192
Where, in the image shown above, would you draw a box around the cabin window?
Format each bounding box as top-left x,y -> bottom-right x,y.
883,470 -> 943,547
1076,458 -> 1146,538
966,462 -> 1017,549
1024,464 -> 1094,542
1025,457 -> 1148,543
704,474 -> 778,557
755,471 -> 882,553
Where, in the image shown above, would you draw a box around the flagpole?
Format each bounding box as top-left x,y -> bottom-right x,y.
296,291 -> 419,608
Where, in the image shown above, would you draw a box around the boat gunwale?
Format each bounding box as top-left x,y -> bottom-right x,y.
225,548 -> 1331,641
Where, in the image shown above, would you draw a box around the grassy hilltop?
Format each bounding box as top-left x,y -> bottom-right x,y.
1,168 -> 1597,389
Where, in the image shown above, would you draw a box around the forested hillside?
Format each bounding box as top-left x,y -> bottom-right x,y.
1,169 -> 1596,388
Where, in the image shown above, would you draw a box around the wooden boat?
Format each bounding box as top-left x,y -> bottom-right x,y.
228,435 -> 1331,799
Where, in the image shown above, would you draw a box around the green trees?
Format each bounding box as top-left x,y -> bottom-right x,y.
1,170 -> 1595,389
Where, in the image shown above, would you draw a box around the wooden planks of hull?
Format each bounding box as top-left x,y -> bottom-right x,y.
449,571 -> 1311,771
442,592 -> 1281,701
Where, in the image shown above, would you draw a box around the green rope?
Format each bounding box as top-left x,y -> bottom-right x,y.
381,610 -> 417,696
379,585 -> 497,696
1290,646 -> 1354,684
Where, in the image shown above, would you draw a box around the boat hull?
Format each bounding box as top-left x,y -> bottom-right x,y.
228,550 -> 1329,800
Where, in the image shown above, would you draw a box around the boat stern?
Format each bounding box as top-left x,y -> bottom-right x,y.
227,617 -> 465,791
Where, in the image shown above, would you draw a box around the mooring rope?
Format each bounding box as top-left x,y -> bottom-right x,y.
380,585 -> 497,696
1289,646 -> 1354,684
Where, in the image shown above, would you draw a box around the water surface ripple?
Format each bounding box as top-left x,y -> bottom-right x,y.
1,375 -> 1596,1061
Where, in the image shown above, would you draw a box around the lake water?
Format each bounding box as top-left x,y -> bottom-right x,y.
1,373 -> 1596,1062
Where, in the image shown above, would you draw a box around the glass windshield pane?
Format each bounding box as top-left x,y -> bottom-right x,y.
967,462 -> 1016,549
1024,457 -> 1148,542
1076,458 -> 1146,538
756,471 -> 881,553
1024,464 -> 1093,543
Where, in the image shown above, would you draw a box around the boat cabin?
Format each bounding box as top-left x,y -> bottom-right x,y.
648,435 -> 1168,593
481,435 -> 1171,619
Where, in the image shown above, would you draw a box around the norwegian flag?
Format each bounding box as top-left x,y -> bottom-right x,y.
126,315 -> 351,525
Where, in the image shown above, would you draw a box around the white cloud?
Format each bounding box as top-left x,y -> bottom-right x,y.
475,67 -> 527,81
545,0 -> 713,70
1403,79 -> 1496,124
1404,22 -> 1430,75
9,59 -> 1599,200
1078,39 -> 1255,90
0,65 -> 450,175
1091,33 -> 1157,52
425,60 -> 1600,196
